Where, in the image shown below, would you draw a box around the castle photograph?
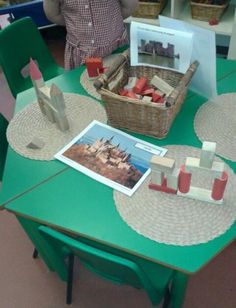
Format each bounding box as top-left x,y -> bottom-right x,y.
130,22 -> 193,74
138,39 -> 180,70
55,121 -> 167,196
63,136 -> 143,189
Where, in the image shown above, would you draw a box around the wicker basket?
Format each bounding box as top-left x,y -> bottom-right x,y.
94,50 -> 199,139
132,0 -> 167,19
190,1 -> 229,22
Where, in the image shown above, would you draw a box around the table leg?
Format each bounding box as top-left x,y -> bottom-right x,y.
169,271 -> 189,308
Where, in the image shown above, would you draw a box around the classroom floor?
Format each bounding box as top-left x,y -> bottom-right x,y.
0,27 -> 235,308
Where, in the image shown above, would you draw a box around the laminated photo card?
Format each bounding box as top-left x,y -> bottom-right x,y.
55,120 -> 167,196
130,21 -> 193,74
159,15 -> 217,99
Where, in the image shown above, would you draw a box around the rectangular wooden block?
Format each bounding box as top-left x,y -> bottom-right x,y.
150,155 -> 175,174
142,96 -> 152,103
150,75 -> 174,96
185,157 -> 224,178
177,186 -> 223,205
151,170 -> 164,185
200,141 -> 216,168
166,168 -> 179,190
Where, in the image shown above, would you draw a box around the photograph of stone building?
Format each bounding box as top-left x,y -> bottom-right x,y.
63,136 -> 143,189
138,39 -> 180,69
56,121 -> 166,196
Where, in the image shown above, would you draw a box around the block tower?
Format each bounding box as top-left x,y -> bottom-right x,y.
29,58 -> 69,132
149,141 -> 228,204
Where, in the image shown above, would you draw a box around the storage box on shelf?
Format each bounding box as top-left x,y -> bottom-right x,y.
94,50 -> 198,139
132,0 -> 168,19
190,0 -> 229,22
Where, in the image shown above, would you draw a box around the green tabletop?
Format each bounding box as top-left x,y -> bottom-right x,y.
0,65 -> 93,208
1,57 -> 236,209
5,58 -> 236,274
7,168 -> 236,274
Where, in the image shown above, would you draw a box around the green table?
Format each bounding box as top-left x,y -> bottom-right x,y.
3,58 -> 236,307
0,66 -> 90,209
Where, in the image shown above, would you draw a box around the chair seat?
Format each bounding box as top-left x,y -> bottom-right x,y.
39,225 -> 174,306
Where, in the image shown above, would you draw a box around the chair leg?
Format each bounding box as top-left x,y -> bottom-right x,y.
66,253 -> 74,305
162,286 -> 171,308
32,248 -> 38,259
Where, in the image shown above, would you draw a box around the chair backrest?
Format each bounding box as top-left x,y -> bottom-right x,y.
0,17 -> 63,98
39,225 -> 167,306
0,113 -> 8,182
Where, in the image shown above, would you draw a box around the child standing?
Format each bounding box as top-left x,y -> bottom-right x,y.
43,0 -> 138,70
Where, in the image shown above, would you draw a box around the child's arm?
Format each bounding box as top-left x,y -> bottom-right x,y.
119,0 -> 139,19
43,0 -> 65,26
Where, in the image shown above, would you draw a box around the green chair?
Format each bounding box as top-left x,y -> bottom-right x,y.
39,225 -> 174,307
0,113 -> 8,183
0,17 -> 64,98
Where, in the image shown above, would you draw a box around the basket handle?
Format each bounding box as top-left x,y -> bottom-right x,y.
166,60 -> 199,107
93,49 -> 129,90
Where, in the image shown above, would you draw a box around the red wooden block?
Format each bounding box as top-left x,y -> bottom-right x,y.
118,89 -> 129,96
125,91 -> 139,99
152,92 -> 162,102
178,165 -> 191,193
211,171 -> 228,200
99,66 -> 108,74
141,88 -> 155,96
149,177 -> 177,194
158,98 -> 165,104
85,57 -> 103,78
133,77 -> 148,94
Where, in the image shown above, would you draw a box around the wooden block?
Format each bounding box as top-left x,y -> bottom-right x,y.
141,88 -> 155,96
125,91 -> 140,99
150,75 -> 174,96
142,96 -> 152,103
27,137 -> 45,149
166,167 -> 179,190
177,186 -> 223,205
151,170 -> 164,185
149,177 -> 177,195
54,112 -> 70,132
185,157 -> 199,169
118,89 -> 128,96
185,157 -> 224,178
133,77 -> 148,94
211,171 -> 228,201
85,57 -> 103,78
150,155 -> 175,174
124,77 -> 138,90
152,91 -> 162,102
178,165 -> 191,193
200,141 -> 216,169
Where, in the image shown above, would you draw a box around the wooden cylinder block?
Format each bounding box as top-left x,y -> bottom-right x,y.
211,171 -> 228,201
178,165 -> 191,193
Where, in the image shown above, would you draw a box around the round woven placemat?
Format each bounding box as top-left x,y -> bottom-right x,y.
80,54 -> 121,100
7,93 -> 107,161
114,145 -> 236,246
194,93 -> 236,162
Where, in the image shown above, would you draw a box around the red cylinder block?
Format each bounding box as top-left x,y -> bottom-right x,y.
133,77 -> 148,94
211,171 -> 228,201
85,57 -> 103,78
178,165 -> 191,193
